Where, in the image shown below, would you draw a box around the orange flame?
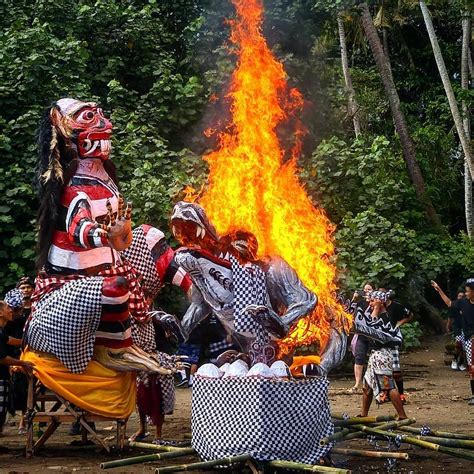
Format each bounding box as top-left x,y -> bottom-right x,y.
197,0 -> 351,354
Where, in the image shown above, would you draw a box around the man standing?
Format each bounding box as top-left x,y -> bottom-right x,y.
361,291 -> 407,419
432,279 -> 474,405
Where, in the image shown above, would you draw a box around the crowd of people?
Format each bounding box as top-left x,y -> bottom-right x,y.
345,278 -> 474,419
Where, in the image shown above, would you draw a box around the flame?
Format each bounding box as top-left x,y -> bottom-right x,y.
197,0 -> 352,354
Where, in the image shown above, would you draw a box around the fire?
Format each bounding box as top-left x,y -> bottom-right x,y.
197,0 -> 352,354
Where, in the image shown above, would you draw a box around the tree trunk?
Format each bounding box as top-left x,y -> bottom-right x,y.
419,1 -> 474,178
337,13 -> 361,137
358,3 -> 442,230
461,12 -> 473,238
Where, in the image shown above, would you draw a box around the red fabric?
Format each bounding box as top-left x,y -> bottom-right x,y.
137,375 -> 164,426
94,337 -> 133,348
33,261 -> 147,323
155,247 -> 174,283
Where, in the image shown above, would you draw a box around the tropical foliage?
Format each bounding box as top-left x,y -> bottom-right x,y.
0,1 -> 472,328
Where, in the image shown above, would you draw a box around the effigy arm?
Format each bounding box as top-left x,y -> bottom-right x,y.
265,257 -> 317,328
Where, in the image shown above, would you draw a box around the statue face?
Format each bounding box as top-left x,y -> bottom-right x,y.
52,98 -> 113,160
72,104 -> 112,160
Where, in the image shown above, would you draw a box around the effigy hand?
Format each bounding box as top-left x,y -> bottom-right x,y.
106,196 -> 133,251
245,304 -> 289,339
151,311 -> 186,344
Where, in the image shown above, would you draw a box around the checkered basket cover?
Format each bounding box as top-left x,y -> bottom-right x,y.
191,376 -> 334,463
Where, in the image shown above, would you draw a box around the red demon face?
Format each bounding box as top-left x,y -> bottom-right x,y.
52,98 -> 113,160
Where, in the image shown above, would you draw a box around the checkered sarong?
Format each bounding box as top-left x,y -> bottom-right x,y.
231,256 -> 267,335
131,317 -> 156,353
192,377 -> 333,463
391,346 -> 401,372
27,277 -> 103,373
464,337 -> 473,366
121,226 -> 162,298
209,338 -> 234,359
0,379 -> 9,419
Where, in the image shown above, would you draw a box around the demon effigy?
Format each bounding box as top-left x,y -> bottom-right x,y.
23,98 -> 188,418
170,201 -> 346,373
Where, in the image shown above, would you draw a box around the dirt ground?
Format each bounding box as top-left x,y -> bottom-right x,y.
1,335 -> 474,473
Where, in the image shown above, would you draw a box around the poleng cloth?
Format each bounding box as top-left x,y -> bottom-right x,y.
22,348 -> 135,418
192,376 -> 333,463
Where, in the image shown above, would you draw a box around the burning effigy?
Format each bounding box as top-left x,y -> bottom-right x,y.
171,0 -> 352,463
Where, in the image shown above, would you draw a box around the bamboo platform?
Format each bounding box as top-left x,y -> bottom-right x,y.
25,376 -> 127,458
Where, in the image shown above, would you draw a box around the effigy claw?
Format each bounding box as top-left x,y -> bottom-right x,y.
245,304 -> 289,339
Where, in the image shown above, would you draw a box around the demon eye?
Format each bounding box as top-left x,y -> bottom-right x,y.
76,109 -> 96,122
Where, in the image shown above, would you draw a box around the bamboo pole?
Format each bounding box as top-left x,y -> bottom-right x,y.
267,460 -> 351,473
100,448 -> 195,469
338,418 -> 416,443
331,447 -> 408,460
321,419 -> 416,445
359,426 -> 474,461
128,441 -> 191,452
333,415 -> 396,426
155,454 -> 251,473
395,433 -> 474,450
397,426 -> 474,440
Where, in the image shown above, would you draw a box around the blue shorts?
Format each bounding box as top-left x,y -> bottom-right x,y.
178,343 -> 201,365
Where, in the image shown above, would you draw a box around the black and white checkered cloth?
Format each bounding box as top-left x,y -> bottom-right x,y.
0,379 -> 8,419
231,256 -> 267,334
464,337 -> 473,366
192,376 -> 334,463
122,226 -> 162,298
131,317 -> 156,353
26,277 -> 103,373
391,346 -> 401,372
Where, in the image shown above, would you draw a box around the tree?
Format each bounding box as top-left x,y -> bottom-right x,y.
337,12 -> 361,136
358,2 -> 442,229
419,1 -> 474,183
461,8 -> 473,237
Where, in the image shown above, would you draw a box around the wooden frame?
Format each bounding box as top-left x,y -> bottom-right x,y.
25,376 -> 127,458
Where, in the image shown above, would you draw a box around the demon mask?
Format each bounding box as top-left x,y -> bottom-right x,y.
170,201 -> 220,248
51,98 -> 112,161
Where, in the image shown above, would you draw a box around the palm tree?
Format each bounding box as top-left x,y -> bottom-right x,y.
461,10 -> 473,237
419,1 -> 474,179
358,2 -> 442,229
337,12 -> 361,137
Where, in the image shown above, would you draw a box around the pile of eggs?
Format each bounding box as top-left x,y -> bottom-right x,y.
196,360 -> 291,379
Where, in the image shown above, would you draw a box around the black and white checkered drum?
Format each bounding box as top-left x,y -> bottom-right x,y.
191,376 -> 334,463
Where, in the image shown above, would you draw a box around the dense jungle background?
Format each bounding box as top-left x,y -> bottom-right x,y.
0,0 -> 473,333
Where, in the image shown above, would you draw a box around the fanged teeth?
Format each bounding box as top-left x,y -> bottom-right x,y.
84,140 -> 111,155
84,140 -> 100,155
172,225 -> 176,236
195,226 -> 206,239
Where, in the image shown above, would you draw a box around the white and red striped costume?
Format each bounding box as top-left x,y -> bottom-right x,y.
47,159 -> 120,275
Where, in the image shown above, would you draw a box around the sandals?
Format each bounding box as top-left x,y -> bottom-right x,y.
128,432 -> 150,442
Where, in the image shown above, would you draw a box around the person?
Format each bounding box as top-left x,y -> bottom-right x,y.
381,288 -> 414,403
446,291 -> 467,371
6,278 -> 34,434
360,291 -> 407,419
349,283 -> 374,393
432,279 -> 474,405
0,290 -> 34,436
